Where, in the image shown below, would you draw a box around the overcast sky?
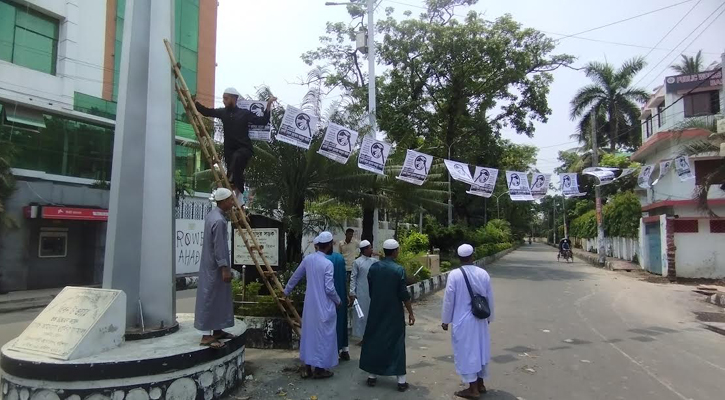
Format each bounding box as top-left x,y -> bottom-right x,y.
213,0 -> 724,178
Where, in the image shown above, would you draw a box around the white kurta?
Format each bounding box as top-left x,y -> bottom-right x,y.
350,255 -> 377,338
284,251 -> 341,369
441,265 -> 495,381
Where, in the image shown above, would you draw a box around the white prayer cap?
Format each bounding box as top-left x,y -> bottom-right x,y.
223,87 -> 240,97
213,188 -> 233,201
457,244 -> 474,257
359,240 -> 371,249
317,231 -> 333,244
312,236 -> 320,245
383,239 -> 399,250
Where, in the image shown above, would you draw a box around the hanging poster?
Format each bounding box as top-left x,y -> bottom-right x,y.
505,171 -> 534,201
358,135 -> 391,175
276,105 -> 318,149
529,173 -> 551,199
444,160 -> 475,184
583,167 -> 617,186
617,168 -> 636,180
318,123 -> 359,164
467,167 -> 499,198
397,150 -> 433,185
637,164 -> 655,189
560,173 -> 586,197
652,159 -> 672,185
237,99 -> 271,141
674,156 -> 695,181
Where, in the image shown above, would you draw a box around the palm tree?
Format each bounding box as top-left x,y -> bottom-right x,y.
570,57 -> 651,153
670,50 -> 704,75
680,127 -> 724,217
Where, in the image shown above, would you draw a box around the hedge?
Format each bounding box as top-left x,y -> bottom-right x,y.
569,191 -> 641,239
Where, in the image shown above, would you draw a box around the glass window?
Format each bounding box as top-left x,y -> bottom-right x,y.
39,230 -> 68,258
0,0 -> 58,75
683,91 -> 718,117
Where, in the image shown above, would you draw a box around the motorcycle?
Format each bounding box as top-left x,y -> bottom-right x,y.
557,247 -> 573,263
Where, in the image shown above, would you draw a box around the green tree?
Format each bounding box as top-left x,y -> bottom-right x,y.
681,131 -> 725,216
570,57 -> 650,152
670,50 -> 705,75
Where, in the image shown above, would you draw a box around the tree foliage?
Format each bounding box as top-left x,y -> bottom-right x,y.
670,50 -> 705,75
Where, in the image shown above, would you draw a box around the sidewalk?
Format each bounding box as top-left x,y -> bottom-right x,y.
0,287 -> 64,314
546,242 -> 639,271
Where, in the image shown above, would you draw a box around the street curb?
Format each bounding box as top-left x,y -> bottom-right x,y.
474,244 -> 520,267
708,293 -> 725,308
545,242 -> 618,269
703,323 -> 725,336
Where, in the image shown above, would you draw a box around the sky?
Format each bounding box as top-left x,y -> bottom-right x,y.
212,0 -> 724,181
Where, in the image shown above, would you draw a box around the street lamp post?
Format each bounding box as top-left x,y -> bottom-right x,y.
447,137 -> 463,227
494,191 -> 510,220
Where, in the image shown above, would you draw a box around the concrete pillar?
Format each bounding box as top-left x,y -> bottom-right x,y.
103,0 -> 176,333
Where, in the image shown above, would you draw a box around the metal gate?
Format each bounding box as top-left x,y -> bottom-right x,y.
645,223 -> 662,274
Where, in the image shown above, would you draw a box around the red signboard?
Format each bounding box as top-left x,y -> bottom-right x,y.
41,207 -> 109,221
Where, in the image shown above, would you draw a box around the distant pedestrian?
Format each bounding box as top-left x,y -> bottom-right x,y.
441,244 -> 495,399
195,188 -> 236,349
338,228 -> 360,275
359,239 -> 415,392
325,237 -> 350,361
350,240 -> 376,342
283,231 -> 341,379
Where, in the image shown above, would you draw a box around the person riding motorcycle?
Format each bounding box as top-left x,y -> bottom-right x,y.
558,237 -> 572,257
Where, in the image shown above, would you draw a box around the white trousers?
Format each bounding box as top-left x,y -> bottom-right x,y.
460,364 -> 488,384
368,374 -> 406,384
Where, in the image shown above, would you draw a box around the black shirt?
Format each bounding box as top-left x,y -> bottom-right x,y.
195,102 -> 270,152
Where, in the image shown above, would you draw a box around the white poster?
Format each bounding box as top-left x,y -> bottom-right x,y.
234,228 -> 279,266
674,156 -> 695,181
560,173 -> 586,197
617,168 -> 636,180
397,149 -> 433,185
237,99 -> 271,141
583,167 -> 617,186
652,159 -> 672,185
444,160 -> 474,184
358,135 -> 391,175
467,167 -> 498,198
529,173 -> 551,199
318,123 -> 358,164
175,219 -> 232,275
505,171 -> 534,201
638,164 -> 655,189
276,105 -> 318,149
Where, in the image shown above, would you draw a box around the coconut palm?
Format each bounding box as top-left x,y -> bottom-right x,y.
570,57 -> 651,153
679,119 -> 724,216
670,50 -> 704,75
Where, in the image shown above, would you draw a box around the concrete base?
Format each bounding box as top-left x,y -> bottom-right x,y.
1,314 -> 246,400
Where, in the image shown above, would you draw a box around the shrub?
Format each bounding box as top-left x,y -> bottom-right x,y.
473,242 -> 512,259
570,210 -> 597,239
400,231 -> 430,253
603,191 -> 640,238
440,261 -> 452,273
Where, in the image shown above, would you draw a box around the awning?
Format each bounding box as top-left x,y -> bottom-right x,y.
4,105 -> 47,129
37,206 -> 108,221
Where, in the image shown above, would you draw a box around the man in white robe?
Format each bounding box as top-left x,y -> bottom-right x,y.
349,240 -> 376,341
441,244 -> 495,399
284,231 -> 341,379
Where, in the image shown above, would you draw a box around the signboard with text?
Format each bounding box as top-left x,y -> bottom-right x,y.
665,69 -> 722,93
234,228 -> 279,266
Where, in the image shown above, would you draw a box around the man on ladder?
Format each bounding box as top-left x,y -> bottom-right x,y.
195,88 -> 276,202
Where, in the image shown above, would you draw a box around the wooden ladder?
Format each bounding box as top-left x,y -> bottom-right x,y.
163,39 -> 302,336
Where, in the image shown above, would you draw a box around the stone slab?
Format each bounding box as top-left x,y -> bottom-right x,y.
9,287 -> 125,360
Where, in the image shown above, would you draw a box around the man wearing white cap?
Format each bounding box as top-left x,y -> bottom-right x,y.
283,231 -> 341,379
349,239 -> 376,341
195,88 -> 277,200
441,244 -> 495,399
195,188 -> 236,348
360,239 -> 414,392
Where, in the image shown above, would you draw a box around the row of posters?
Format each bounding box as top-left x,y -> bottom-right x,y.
638,156 -> 694,189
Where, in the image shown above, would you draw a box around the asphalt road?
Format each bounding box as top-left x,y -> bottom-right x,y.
239,243 -> 725,400
2,245 -> 724,399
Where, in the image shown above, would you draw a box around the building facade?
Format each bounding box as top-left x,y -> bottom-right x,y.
633,53 -> 725,279
0,0 -> 218,292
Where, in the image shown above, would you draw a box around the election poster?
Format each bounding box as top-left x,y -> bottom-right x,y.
397,150 -> 433,185
652,159 -> 672,185
583,167 -> 617,186
358,135 -> 391,175
674,156 -> 695,181
318,123 -> 358,164
444,160 -> 475,184
467,167 -> 499,198
637,164 -> 655,189
237,99 -> 271,141
505,171 -> 534,201
529,173 -> 551,199
560,173 -> 586,197
276,105 -> 318,150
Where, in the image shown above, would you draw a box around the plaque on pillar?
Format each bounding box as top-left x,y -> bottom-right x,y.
9,287 -> 126,360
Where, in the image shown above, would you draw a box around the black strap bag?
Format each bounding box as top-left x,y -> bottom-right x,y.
460,267 -> 491,319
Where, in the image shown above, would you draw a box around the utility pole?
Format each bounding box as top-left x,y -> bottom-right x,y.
591,112 -> 606,265
366,0 -> 376,135
553,202 -> 557,244
562,195 -> 568,238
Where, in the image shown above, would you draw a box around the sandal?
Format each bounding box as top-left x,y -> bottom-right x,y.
398,383 -> 409,392
454,390 -> 479,399
199,339 -> 225,349
312,369 -> 334,379
214,331 -> 235,340
366,377 -> 377,387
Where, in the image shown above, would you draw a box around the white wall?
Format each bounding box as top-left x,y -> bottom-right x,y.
74,0 -> 107,97
674,219 -> 725,278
